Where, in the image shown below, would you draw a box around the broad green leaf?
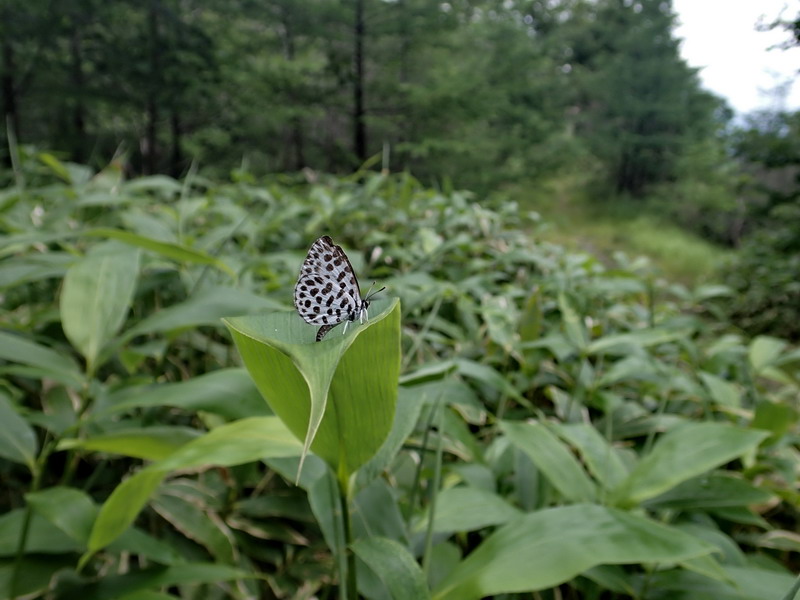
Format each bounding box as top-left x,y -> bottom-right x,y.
748,336 -> 787,374
353,478 -> 407,543
0,509 -> 83,556
38,152 -> 72,181
151,489 -> 236,563
610,422 -> 769,507
415,486 -> 522,534
398,360 -> 457,385
0,331 -> 83,387
352,537 -> 431,600
53,563 -> 252,599
123,174 -> 183,193
0,392 -> 37,470
26,487 -> 96,543
644,472 -> 775,510
0,556 -> 75,599
558,292 -> 588,351
752,401 -> 799,443
58,426 -> 202,460
359,386 -> 426,484
699,372 -> 741,408
224,298 -> 400,482
60,241 -> 140,373
502,421 -> 596,502
432,504 -> 714,600
552,422 -> 628,490
598,355 -> 662,387
587,328 -> 689,356
87,417 -> 301,555
453,359 -> 525,403
86,228 -> 235,277
96,368 -> 269,421
641,564 -> 796,600
86,469 -> 167,562
3,489 -> 178,566
0,252 -> 73,288
122,286 -> 284,341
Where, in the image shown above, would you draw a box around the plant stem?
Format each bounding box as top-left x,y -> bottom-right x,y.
337,471 -> 357,600
11,437 -> 52,599
421,397 -> 444,578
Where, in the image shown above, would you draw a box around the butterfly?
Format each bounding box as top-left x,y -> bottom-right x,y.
294,236 -> 385,341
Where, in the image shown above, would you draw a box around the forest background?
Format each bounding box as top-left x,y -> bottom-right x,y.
2,0 -> 800,334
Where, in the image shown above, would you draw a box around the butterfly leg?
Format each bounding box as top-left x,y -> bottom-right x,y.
342,320 -> 350,336
316,324 -> 334,342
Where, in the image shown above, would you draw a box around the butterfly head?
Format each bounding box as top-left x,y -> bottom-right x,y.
357,282 -> 385,322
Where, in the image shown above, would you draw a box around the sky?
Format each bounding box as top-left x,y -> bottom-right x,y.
672,0 -> 800,114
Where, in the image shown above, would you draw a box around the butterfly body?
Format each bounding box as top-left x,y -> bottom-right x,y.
294,236 -> 382,341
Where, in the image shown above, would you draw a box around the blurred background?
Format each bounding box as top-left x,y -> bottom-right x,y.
1,0 -> 799,332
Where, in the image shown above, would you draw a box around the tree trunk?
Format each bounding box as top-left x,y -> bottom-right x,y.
170,110 -> 182,177
279,3 -> 306,170
144,0 -> 160,174
70,25 -> 86,163
353,0 -> 367,163
1,37 -> 19,166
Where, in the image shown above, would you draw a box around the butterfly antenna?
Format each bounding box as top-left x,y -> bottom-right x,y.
364,281 -> 386,302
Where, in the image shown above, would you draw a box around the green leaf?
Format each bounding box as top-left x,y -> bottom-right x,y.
96,368 -> 269,421
60,241 -> 140,373
26,487 -> 96,543
552,422 -> 628,490
85,228 -> 235,277
587,328 -> 689,356
699,372 -> 741,408
352,537 -> 431,600
432,504 -> 714,600
0,509 -> 83,556
0,392 -> 38,470
224,298 -> 401,481
359,386 -> 426,484
415,487 -> 522,534
558,292 -> 588,351
748,336 -> 787,374
53,563 -> 252,600
0,556 -> 76,599
502,421 -> 596,502
122,286 -> 284,340
87,417 -> 301,555
58,426 -> 202,461
610,422 -> 769,507
644,472 -> 775,510
0,252 -> 73,289
151,488 -> 236,563
0,331 -> 83,387
598,355 -> 662,387
642,565 -> 796,600
752,401 -> 799,443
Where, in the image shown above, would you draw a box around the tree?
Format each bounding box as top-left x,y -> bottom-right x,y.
569,0 -> 721,196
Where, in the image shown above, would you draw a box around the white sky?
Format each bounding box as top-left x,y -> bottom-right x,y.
672,0 -> 800,114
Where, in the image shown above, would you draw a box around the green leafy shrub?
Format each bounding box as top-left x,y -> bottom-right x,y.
722,203 -> 800,341
0,152 -> 798,599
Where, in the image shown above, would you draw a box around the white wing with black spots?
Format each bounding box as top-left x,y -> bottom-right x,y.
294,236 -> 364,327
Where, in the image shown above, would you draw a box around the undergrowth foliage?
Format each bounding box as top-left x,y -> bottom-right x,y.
0,153 -> 799,599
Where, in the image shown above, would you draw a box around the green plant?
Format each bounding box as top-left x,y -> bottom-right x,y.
0,153 -> 798,599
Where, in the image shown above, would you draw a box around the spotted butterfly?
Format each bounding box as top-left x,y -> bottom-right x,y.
294,236 -> 384,341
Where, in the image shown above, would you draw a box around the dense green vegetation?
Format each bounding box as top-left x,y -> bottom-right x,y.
3,0 -> 799,336
2,0 -> 800,598
1,153 -> 799,599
